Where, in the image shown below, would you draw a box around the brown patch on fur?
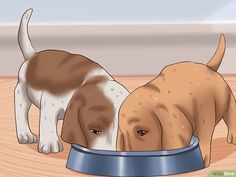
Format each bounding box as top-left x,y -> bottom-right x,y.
26,50 -> 100,94
128,117 -> 140,124
88,105 -> 107,112
156,103 -> 168,112
133,110 -> 138,113
145,83 -> 160,92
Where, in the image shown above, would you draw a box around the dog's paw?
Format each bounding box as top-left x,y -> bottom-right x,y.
17,131 -> 37,144
38,138 -> 63,153
227,131 -> 236,145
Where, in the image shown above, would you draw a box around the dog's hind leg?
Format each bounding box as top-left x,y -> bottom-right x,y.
15,82 -> 37,144
223,93 -> 236,145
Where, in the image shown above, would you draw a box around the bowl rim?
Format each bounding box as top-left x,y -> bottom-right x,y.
71,136 -> 199,157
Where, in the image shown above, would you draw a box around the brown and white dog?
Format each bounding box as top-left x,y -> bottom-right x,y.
117,34 -> 236,167
15,9 -> 129,153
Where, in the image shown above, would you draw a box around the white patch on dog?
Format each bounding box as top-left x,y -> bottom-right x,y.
91,80 -> 129,150
27,86 -> 42,108
91,125 -> 115,150
82,68 -> 113,85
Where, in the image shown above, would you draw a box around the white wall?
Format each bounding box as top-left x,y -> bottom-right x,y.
0,0 -> 236,24
1,24 -> 236,76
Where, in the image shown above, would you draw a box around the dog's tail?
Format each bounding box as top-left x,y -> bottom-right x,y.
207,34 -> 226,71
18,9 -> 36,60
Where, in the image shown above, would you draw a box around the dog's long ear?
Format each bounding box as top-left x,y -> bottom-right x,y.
116,128 -> 124,151
153,106 -> 192,150
61,94 -> 87,147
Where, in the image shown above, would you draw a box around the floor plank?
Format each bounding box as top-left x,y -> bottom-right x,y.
0,76 -> 236,177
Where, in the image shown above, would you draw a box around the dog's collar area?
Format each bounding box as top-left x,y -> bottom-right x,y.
66,136 -> 204,176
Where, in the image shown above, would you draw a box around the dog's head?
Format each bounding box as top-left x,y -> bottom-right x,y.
62,80 -> 129,150
117,86 -> 163,151
117,81 -> 193,151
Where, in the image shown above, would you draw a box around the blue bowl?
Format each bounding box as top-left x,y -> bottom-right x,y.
66,136 -> 204,176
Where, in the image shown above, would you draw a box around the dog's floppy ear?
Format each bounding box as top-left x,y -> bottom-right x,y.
116,128 -> 124,151
61,94 -> 88,147
153,106 -> 192,150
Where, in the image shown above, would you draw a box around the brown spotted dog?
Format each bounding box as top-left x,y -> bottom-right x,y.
15,9 -> 129,153
117,34 -> 236,167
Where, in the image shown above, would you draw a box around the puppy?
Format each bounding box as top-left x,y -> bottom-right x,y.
15,9 -> 129,153
117,34 -> 236,167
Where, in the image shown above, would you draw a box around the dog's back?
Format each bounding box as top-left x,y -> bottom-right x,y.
26,50 -> 100,94
150,61 -> 231,125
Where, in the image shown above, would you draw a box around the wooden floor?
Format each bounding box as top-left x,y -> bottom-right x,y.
0,76 -> 236,177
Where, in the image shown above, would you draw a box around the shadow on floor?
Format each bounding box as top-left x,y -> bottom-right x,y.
211,137 -> 236,163
26,139 -> 71,160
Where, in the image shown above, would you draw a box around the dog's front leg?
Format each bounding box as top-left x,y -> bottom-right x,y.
38,92 -> 63,153
15,82 -> 37,144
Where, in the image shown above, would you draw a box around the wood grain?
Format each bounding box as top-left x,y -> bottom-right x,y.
0,76 -> 236,177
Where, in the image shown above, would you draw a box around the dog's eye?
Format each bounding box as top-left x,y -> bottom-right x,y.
90,129 -> 102,135
137,129 -> 148,136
